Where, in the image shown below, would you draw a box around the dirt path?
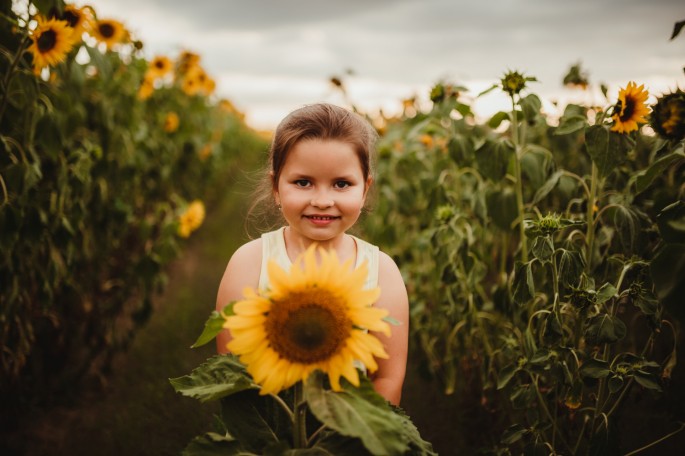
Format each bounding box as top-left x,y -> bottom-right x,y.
16,188 -> 251,456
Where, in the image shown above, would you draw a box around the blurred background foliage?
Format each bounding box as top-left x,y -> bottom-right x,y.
0,0 -> 267,415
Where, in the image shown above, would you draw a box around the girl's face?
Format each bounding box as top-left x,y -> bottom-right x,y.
274,138 -> 371,244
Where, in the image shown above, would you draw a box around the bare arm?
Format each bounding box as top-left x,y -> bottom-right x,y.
371,252 -> 409,406
215,239 -> 262,354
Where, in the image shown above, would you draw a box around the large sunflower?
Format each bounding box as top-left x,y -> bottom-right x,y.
28,16 -> 76,73
611,81 -> 650,134
92,18 -> 127,49
224,246 -> 390,395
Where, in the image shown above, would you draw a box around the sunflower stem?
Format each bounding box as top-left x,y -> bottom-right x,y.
293,382 -> 307,448
511,94 -> 528,262
0,35 -> 30,125
585,163 -> 599,273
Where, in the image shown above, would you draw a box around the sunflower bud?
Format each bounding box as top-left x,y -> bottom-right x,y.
650,90 -> 685,141
436,205 -> 456,222
501,70 -> 536,96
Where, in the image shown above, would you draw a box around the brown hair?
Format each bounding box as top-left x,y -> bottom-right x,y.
247,103 -> 378,235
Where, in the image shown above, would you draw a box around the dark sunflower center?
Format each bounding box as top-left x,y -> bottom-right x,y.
37,30 -> 57,52
616,98 -> 635,122
63,11 -> 80,28
266,290 -> 350,364
99,23 -> 114,38
154,60 -> 164,69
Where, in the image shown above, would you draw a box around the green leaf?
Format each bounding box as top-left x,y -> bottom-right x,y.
580,358 -> 611,379
497,364 -> 519,390
632,370 -> 663,392
512,261 -> 535,305
595,283 -> 617,304
608,375 -> 624,394
488,111 -> 510,129
558,249 -> 584,287
169,354 -> 258,402
532,170 -> 563,204
486,186 -> 518,230
220,390 -> 291,454
520,94 -> 542,122
305,374 -> 431,456
584,125 -> 634,179
584,314 -> 627,345
531,236 -> 554,264
501,424 -> 529,445
191,303 -> 235,348
656,200 -> 685,244
475,138 -> 515,182
632,148 -> 685,194
612,205 -> 641,254
181,432 -> 244,456
554,115 -> 588,135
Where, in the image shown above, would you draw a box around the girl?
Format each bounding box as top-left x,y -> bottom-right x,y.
215,103 -> 408,405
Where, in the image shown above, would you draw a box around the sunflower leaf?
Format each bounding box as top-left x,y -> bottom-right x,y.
180,432 -> 243,456
170,354 -> 258,402
191,310 -> 227,348
305,373 -> 435,456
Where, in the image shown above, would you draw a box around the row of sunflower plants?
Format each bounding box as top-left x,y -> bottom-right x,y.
363,57 -> 684,454
0,0 -> 267,410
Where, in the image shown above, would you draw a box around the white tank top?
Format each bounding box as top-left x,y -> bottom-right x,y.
258,227 -> 380,292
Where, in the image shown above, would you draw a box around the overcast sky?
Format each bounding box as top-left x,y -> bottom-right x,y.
82,0 -> 684,130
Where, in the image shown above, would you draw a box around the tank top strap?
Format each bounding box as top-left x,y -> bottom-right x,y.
258,227 -> 289,292
351,235 -> 380,290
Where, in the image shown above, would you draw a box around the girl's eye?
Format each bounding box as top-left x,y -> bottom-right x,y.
294,179 -> 310,187
334,181 -> 351,189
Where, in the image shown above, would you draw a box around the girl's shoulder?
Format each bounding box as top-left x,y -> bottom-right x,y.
227,237 -> 263,270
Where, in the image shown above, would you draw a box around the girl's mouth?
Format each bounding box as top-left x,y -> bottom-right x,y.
305,215 -> 340,225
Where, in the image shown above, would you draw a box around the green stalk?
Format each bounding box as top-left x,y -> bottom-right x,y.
585,163 -> 599,273
0,36 -> 30,125
293,382 -> 307,448
511,95 -> 528,262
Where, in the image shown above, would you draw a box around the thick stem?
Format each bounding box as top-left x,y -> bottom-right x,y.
293,382 -> 307,448
585,163 -> 599,273
511,96 -> 528,262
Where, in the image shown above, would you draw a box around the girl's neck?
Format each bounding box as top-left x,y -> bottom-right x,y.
282,226 -> 356,264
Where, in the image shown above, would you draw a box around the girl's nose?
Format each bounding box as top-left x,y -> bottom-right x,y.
310,192 -> 334,208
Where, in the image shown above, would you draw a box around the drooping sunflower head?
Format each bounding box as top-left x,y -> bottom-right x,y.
610,81 -> 650,134
28,16 -> 77,73
650,89 -> 685,142
224,245 -> 390,395
92,18 -> 128,49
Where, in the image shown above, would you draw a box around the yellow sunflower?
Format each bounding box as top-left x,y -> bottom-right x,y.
137,75 -> 155,100
178,200 -> 205,238
224,245 -> 391,395
28,16 -> 77,73
51,4 -> 93,42
92,18 -> 127,49
163,111 -> 179,133
147,55 -> 173,79
611,81 -> 650,134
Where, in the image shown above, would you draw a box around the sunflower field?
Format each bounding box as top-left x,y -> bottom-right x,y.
362,65 -> 685,453
0,0 -> 266,413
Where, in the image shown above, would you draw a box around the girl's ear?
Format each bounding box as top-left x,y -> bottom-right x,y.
363,175 -> 373,199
